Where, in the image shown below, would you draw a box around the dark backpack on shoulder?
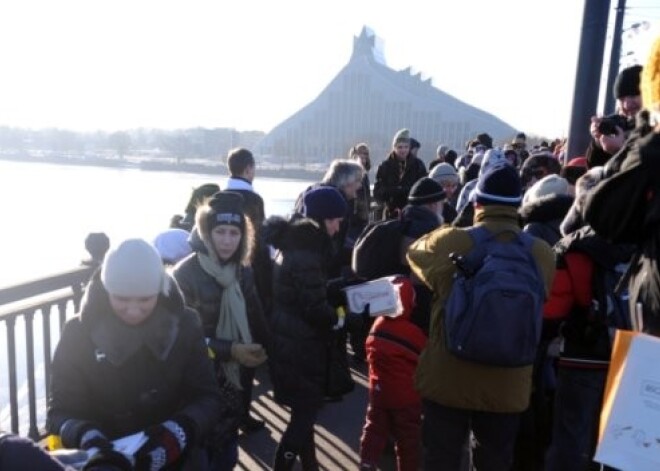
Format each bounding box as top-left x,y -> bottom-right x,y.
443,226 -> 545,367
351,218 -> 408,280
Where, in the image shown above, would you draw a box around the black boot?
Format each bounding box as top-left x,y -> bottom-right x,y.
273,445 -> 297,471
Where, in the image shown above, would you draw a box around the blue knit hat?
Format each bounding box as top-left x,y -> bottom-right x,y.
303,186 -> 348,220
474,164 -> 522,207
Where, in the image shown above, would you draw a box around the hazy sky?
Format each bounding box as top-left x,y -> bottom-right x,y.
0,0 -> 657,138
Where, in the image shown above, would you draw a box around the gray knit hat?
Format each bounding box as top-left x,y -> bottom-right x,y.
392,128 -> 411,147
429,163 -> 459,183
101,239 -> 168,297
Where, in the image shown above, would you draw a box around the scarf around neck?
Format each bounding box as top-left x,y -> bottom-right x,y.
198,252 -> 251,390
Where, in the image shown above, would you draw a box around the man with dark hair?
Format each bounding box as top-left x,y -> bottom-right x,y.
225,147 -> 271,434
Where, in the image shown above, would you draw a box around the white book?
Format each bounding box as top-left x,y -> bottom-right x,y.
343,276 -> 403,317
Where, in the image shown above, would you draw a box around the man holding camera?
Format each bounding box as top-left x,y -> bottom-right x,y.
587,65 -> 643,168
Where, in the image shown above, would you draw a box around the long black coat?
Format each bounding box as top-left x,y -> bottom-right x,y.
263,216 -> 338,406
46,272 -> 221,447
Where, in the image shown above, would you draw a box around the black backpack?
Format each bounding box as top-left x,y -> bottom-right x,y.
351,218 -> 409,280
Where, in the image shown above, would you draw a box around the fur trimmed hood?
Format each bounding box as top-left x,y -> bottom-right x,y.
519,194 -> 574,224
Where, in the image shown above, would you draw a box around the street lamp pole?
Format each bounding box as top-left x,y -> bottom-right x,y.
604,0 -> 627,116
566,0 -> 611,162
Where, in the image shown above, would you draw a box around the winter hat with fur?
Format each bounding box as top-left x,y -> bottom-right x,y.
408,177 -> 446,205
522,174 -> 570,206
392,128 -> 411,147
474,164 -> 522,207
303,186 -> 347,220
101,238 -> 168,297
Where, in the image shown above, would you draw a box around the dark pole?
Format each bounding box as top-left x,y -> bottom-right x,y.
566,0 -> 611,162
604,0 -> 627,115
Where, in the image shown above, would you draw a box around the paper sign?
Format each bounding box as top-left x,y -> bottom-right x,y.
595,332 -> 660,471
343,276 -> 401,317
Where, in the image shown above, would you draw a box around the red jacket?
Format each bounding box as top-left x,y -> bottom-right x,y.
366,313 -> 427,408
544,251 -> 593,322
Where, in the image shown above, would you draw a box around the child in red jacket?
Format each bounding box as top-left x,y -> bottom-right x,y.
359,277 -> 427,471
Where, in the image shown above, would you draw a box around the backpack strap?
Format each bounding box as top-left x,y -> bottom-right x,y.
463,226 -> 541,280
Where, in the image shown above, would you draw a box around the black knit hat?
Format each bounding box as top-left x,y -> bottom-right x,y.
474,164 -> 522,207
408,177 -> 446,205
207,191 -> 245,231
613,65 -> 643,99
303,186 -> 347,220
410,137 -> 421,150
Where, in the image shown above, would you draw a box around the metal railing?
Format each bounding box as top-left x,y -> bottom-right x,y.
0,234 -> 108,440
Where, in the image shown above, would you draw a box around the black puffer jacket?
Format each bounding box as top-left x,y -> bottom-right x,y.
47,272 -> 221,450
519,194 -> 574,247
263,216 -> 339,405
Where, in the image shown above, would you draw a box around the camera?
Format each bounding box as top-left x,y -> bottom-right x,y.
597,114 -> 633,136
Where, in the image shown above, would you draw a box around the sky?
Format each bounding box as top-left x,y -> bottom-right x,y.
0,0 -> 658,139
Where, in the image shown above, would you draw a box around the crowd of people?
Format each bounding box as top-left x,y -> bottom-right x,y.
3,36 -> 659,471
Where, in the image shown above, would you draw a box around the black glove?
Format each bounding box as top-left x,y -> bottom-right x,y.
135,418 -> 193,471
59,419 -> 111,451
83,448 -> 134,471
347,303 -> 372,330
326,277 -> 348,308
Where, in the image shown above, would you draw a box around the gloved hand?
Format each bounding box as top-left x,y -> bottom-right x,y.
230,343 -> 267,368
206,337 -> 225,360
83,448 -> 134,471
135,418 -> 191,471
346,303 -> 370,330
59,419 -> 111,451
326,277 -> 348,308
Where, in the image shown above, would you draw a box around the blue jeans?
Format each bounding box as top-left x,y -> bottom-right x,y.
545,367 -> 608,471
422,400 -> 520,471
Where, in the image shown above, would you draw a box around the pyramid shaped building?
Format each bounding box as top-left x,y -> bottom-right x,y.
255,27 -> 517,165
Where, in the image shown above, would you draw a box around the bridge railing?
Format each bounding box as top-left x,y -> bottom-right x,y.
0,234 -> 109,440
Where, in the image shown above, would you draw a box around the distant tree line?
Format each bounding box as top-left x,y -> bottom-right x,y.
0,126 -> 266,161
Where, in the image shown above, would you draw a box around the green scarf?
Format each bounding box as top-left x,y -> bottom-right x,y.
198,253 -> 251,390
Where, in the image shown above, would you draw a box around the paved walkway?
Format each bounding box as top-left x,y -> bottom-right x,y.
237,359 -> 396,470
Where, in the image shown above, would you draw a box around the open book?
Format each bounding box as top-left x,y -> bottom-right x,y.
343,276 -> 403,317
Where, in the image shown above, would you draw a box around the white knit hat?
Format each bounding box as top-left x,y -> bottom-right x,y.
153,228 -> 192,265
101,239 -> 168,297
522,174 -> 570,205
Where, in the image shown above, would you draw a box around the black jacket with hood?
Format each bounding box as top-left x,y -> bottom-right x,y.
263,215 -> 339,405
519,194 -> 574,247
